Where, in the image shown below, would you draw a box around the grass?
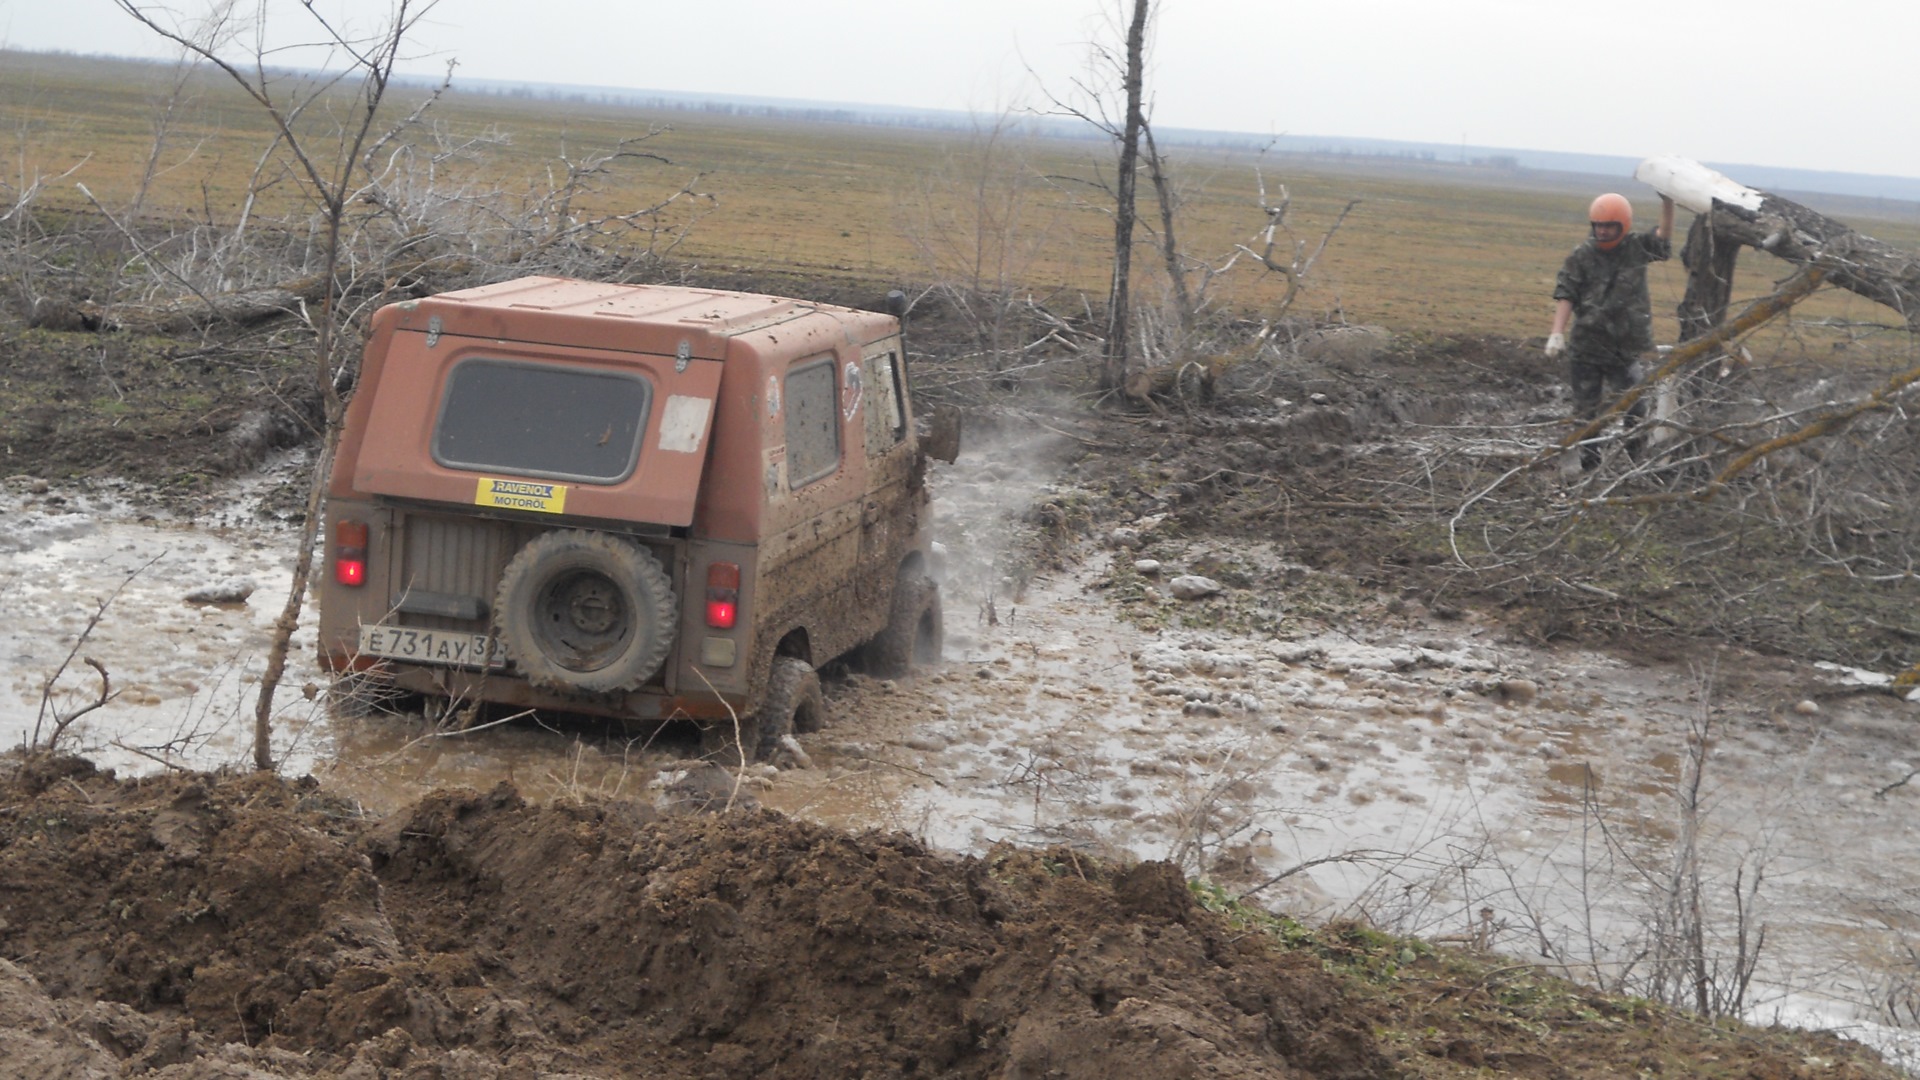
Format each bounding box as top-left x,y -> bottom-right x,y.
1188,879 -> 1907,1079
7,49 -> 1920,345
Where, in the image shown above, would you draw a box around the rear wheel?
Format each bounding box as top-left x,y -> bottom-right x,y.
750,656 -> 825,765
494,530 -> 676,694
865,571 -> 943,677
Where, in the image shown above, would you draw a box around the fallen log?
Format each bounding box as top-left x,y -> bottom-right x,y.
61,271 -> 330,335
1637,156 -> 1920,329
66,248 -> 472,335
1121,353 -> 1254,408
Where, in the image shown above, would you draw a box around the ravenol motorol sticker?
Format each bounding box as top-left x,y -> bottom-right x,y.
474,478 -> 568,514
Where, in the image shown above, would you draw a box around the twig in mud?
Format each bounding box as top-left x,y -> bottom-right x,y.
1235,849 -> 1396,902
1420,963 -> 1540,1007
692,666 -> 749,810
1553,576 -> 1678,627
1866,617 -> 1920,641
34,554 -> 161,750
1875,769 -> 1920,800
109,739 -> 194,773
377,708 -> 535,764
44,658 -> 116,746
1029,418 -> 1127,450
836,751 -> 951,787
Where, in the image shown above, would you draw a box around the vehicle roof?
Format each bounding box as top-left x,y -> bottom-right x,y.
384,276 -> 891,359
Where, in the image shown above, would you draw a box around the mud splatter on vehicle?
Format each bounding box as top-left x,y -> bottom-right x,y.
317,279 -> 953,764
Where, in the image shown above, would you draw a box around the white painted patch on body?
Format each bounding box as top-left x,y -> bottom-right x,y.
656,395 -> 713,453
841,360 -> 864,422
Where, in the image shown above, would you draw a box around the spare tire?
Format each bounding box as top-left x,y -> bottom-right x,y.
494,530 -> 676,694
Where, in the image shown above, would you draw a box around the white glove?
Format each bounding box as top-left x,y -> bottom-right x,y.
1544,332 -> 1566,358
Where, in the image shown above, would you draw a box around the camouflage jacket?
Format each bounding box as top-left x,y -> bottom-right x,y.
1552,229 -> 1671,361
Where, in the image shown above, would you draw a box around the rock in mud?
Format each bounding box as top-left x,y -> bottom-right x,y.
183,577 -> 256,604
652,763 -> 759,814
1168,575 -> 1222,601
1107,527 -> 1145,550
1225,692 -> 1263,713
1133,558 -> 1162,575
1498,678 -> 1540,706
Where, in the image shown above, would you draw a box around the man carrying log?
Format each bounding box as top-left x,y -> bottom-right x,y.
1544,192 -> 1676,469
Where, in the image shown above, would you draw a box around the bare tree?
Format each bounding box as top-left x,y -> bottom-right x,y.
0,126 -> 93,327
1041,9 -> 1359,406
1141,124 -> 1193,348
900,107 -> 1064,373
1037,0 -> 1154,394
1118,156 -> 1360,406
1101,0 -> 1151,394
113,0 -> 444,770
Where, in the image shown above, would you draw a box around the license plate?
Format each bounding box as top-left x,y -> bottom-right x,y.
358,624 -> 510,669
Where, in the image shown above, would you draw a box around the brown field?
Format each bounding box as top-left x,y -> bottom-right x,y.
8,48 -> 1920,353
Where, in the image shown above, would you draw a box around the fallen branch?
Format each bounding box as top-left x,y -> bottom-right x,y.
1236,848 -> 1395,902
1875,769 -> 1920,801
1552,265 -> 1827,460
34,554 -> 161,751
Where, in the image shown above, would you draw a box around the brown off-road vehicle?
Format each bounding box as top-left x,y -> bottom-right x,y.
316,276 -> 953,760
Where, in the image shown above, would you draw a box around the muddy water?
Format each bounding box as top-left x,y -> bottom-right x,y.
3,443 -> 1919,1059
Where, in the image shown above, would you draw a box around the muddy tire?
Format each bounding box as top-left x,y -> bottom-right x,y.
865,572 -> 944,677
494,530 -> 676,694
750,656 -> 826,764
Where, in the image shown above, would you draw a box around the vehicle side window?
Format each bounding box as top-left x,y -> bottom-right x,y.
785,358 -> 840,488
862,348 -> 906,456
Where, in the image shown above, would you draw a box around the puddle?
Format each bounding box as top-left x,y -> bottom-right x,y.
3,440 -> 1920,1049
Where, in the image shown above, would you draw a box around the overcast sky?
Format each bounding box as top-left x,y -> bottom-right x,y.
3,0 -> 1915,180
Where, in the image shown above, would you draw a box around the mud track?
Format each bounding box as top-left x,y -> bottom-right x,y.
2,315 -> 1916,1077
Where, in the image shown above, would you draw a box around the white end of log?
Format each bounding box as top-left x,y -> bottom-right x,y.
1633,156 -> 1764,215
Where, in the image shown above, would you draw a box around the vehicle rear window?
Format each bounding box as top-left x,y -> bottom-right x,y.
432,358 -> 651,483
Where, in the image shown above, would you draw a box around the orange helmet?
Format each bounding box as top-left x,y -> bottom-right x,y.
1588,193 -> 1632,251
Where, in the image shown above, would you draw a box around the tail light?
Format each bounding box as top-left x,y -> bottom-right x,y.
333,519 -> 369,587
705,562 -> 740,629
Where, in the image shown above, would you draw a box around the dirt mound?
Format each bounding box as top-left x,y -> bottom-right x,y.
0,757 -> 1384,1078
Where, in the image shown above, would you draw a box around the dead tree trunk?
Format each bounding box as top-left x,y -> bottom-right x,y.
1643,158 -> 1920,330
1655,213 -> 1747,451
1100,0 -> 1150,394
1143,124 -> 1195,350
1643,159 -> 1920,463
1677,214 -> 1740,342
1704,193 -> 1920,328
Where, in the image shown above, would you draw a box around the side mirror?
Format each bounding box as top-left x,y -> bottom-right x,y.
885,289 -> 908,318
